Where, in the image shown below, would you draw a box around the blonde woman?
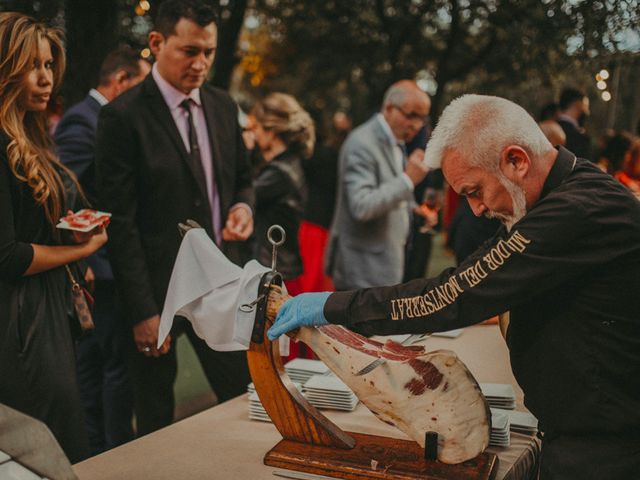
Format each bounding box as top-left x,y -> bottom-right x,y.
0,13 -> 107,462
250,93 -> 314,290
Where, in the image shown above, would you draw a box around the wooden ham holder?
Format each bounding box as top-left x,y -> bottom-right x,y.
246,270 -> 498,480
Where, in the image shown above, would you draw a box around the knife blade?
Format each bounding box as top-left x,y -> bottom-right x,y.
353,334 -> 430,376
273,469 -> 342,480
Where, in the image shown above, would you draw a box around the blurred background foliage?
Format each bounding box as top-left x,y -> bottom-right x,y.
1,0 -> 639,136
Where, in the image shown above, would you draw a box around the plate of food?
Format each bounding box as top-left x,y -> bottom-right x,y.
57,209 -> 111,232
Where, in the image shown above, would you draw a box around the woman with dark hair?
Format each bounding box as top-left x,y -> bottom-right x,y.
0,12 -> 107,462
250,93 -> 313,291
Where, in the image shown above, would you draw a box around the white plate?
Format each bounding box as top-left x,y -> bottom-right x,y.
480,383 -> 516,399
492,408 -> 538,431
304,375 -> 351,393
305,396 -> 358,407
285,359 -> 330,374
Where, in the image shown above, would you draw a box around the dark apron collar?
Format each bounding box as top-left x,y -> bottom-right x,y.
539,146 -> 577,201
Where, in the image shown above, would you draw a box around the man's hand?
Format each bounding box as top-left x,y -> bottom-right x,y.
267,292 -> 332,340
222,205 -> 253,241
414,203 -> 439,227
134,314 -> 171,357
404,148 -> 429,186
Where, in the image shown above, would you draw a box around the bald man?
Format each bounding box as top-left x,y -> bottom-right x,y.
326,80 -> 431,290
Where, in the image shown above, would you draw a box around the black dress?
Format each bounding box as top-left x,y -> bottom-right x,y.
0,131 -> 88,462
253,149 -> 307,279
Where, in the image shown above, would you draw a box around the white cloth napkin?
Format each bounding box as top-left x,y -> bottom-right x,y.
158,228 -> 289,354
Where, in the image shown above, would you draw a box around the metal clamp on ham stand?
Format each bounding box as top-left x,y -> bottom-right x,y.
247,225 -> 285,344
244,225 -> 497,480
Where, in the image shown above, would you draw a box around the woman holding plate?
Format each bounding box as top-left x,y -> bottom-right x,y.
0,12 -> 107,462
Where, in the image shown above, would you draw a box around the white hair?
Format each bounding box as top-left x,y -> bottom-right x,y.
424,94 -> 553,171
382,83 -> 411,108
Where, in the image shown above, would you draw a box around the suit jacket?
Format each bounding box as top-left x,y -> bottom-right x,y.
54,94 -> 113,280
325,115 -> 414,290
558,118 -> 592,161
95,75 -> 254,325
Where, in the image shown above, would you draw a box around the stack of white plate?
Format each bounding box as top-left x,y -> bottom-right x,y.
247,382 -> 303,422
489,409 -> 511,447
248,391 -> 271,422
480,383 -> 516,410
492,408 -> 538,434
303,374 -> 358,412
284,358 -> 330,384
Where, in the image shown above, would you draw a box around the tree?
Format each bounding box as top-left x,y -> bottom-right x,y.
0,0 -> 249,107
247,0 -> 639,128
0,0 -> 63,22
62,0 -> 120,107
212,0 -> 249,89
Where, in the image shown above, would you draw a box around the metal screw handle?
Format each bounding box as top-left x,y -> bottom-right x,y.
239,226 -> 286,314
267,225 -> 286,271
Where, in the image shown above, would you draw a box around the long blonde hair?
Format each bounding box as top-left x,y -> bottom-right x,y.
0,12 -> 83,229
252,92 -> 315,159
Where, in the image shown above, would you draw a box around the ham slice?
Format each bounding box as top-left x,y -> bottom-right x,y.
293,325 -> 491,464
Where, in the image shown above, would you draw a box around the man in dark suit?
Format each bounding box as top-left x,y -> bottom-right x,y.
95,0 -> 254,436
54,46 -> 149,454
557,87 -> 592,161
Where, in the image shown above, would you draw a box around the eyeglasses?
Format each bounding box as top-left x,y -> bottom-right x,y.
393,105 -> 427,124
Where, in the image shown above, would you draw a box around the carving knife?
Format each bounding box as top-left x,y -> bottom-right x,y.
353,333 -> 430,376
273,469 -> 341,480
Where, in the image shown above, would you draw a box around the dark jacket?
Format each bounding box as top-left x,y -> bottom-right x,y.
0,131 -> 88,462
325,147 -> 640,444
558,118 -> 591,161
55,94 -> 113,280
95,75 -> 254,325
253,149 -> 306,279
301,142 -> 337,229
447,197 -> 501,265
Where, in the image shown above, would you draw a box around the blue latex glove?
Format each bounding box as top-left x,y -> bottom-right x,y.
267,292 -> 332,340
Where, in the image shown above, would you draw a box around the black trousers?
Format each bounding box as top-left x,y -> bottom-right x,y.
403,218 -> 433,281
127,319 -> 251,436
76,280 -> 133,455
539,434 -> 640,480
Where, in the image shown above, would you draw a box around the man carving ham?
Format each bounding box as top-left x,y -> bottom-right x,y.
268,95 -> 640,480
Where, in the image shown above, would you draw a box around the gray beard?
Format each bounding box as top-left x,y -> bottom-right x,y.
486,174 -> 527,232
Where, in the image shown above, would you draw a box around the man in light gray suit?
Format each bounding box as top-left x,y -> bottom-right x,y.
326,80 -> 431,290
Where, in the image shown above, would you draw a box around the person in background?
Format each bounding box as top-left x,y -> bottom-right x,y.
446,196 -> 501,265
403,124 -> 445,281
250,92 -> 313,293
269,94 -> 640,480
538,102 -> 566,147
95,0 -> 254,436
54,46 -> 149,455
614,137 -> 640,197
557,87 -> 591,160
0,12 -> 108,462
596,131 -> 633,175
298,110 -> 352,293
326,80 -> 430,290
